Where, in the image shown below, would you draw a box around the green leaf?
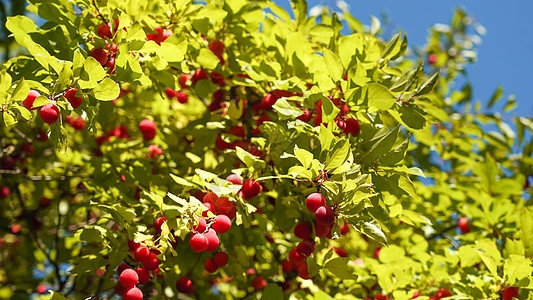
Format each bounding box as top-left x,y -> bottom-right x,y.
159,42 -> 185,63
75,226 -> 106,243
49,291 -> 69,300
366,83 -> 396,110
358,126 -> 400,165
363,221 -> 387,245
325,139 -> 350,170
261,284 -> 284,300
319,124 -> 335,152
381,33 -> 402,60
93,78 -> 120,101
487,85 -> 503,109
294,147 -> 314,169
520,208 -> 533,257
324,257 -> 357,280
503,255 -> 533,285
11,79 -> 30,102
323,48 -> 344,81
5,15 -> 38,46
321,95 -> 340,124
475,248 -> 499,277
417,71 -> 440,95
50,122 -> 68,153
272,98 -> 302,119
79,57 -> 107,89
2,111 -> 17,127
197,48 -> 220,69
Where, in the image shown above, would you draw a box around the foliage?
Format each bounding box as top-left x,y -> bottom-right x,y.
0,0 -> 532,299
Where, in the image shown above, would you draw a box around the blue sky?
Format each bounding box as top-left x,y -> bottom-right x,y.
275,0 -> 532,117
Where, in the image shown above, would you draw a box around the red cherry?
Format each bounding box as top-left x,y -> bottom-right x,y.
39,197 -> 50,207
128,240 -> 140,251
315,221 -> 333,238
165,88 -> 178,99
117,263 -> 129,274
176,91 -> 188,104
202,202 -> 216,216
226,174 -> 243,185
435,288 -> 451,298
135,267 -> 150,284
176,277 -> 194,294
335,118 -> 346,130
90,48 -> 109,66
213,252 -> 228,267
261,93 -> 277,110
251,276 -> 267,290
148,144 -> 163,158
139,119 -> 156,140
212,214 -> 231,234
297,263 -> 311,279
228,124 -> 246,139
334,248 -> 348,257
143,252 -> 160,270
411,292 -> 421,299
501,287 -> 519,300
0,186 -> 10,199
289,248 -> 305,266
296,240 -> 314,257
191,69 -> 208,85
178,74 -> 192,89
210,71 -> 225,86
294,222 -> 312,240
428,53 -> 437,65
124,287 -> 143,300
343,118 -> 360,136
40,104 -> 60,124
134,245 -> 151,263
209,40 -> 225,57
458,217 -> 470,234
241,180 -> 262,200
204,228 -> 220,252
340,223 -> 350,235
194,217 -> 207,233
374,293 -> 389,300
315,206 -> 335,225
189,233 -> 209,252
155,217 -> 167,234
23,90 -> 41,110
297,108 -> 312,122
204,257 -> 218,273
97,23 -> 112,39
306,193 -> 326,212
281,260 -> 293,273
120,268 -> 139,288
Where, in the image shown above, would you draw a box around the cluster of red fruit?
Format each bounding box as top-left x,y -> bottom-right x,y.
116,267 -> 144,300
65,115 -> 85,131
22,88 -> 84,125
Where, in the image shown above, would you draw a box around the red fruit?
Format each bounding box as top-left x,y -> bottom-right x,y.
458,217 -> 470,234
209,40 -> 225,57
335,118 -> 346,130
411,292 -> 421,299
176,91 -> 188,104
179,74 -> 192,89
296,240 -> 314,257
139,119 -> 156,140
334,248 -> 348,257
97,23 -> 113,39
374,293 -> 388,300
124,287 -> 143,300
340,223 -> 350,235
176,277 -> 194,294
228,124 -> 246,139
202,202 -> 216,216
71,117 -> 85,130
501,287 -> 519,300
146,26 -> 171,45
204,257 -> 218,273
210,71 -> 225,86
165,88 -> 178,99
190,233 -> 209,252
194,217 -> 207,233
203,192 -> 218,205
39,197 -> 50,207
104,56 -> 115,71
191,69 -> 208,85
340,105 -> 350,115
306,193 -> 326,213
281,260 -> 293,273
212,214 -> 231,234
117,263 -> 129,274
90,48 -> 109,66
155,217 -> 167,234
435,288 -> 451,298
214,197 -> 235,215
315,206 -> 335,225
135,267 -> 150,284
215,134 -> 232,151
128,240 -> 140,251
297,108 -> 312,122
148,144 -> 163,158
0,187 -> 10,199
241,180 -> 262,200
315,221 -> 333,238
374,246 -> 381,258
343,118 -> 361,136
289,248 -> 305,266
313,114 -> 323,126
251,276 -> 267,290
226,174 -> 243,185
297,263 -> 311,279
261,93 -> 277,110
213,252 -> 228,267
36,284 -> 47,294
428,53 -> 437,65
134,245 -> 151,263
120,268 -> 139,288
143,252 -> 160,270
23,90 -> 41,110
294,222 -> 312,240
204,228 -> 220,252
40,104 -> 60,124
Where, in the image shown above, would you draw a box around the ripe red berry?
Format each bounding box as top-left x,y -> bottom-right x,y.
90,48 -> 109,66
294,222 -> 312,240
315,221 -> 333,238
228,124 -> 246,139
315,206 -> 335,225
134,245 -> 151,263
251,276 -> 267,290
0,186 -> 10,199
428,53 -> 437,65
241,180 -> 262,200
213,252 -> 228,267
226,174 -> 243,185
209,40 -> 225,57
335,118 -> 346,131
261,93 -> 277,110
306,193 -> 325,212
411,292 -> 421,299
374,293 -> 388,300
40,103 -> 60,124
334,248 -> 348,257
176,277 -> 194,294
289,248 -> 305,266
135,267 -> 150,284
120,268 -> 139,288
178,74 -> 192,89
202,202 -> 216,216
204,257 -> 218,273
117,263 -> 129,274
212,214 -> 231,234
297,263 -> 311,279
148,144 -> 163,158
155,217 -> 167,234
340,223 -> 350,235
297,108 -> 312,122
194,217 -> 207,233
176,91 -> 188,104
189,233 -> 209,252
501,287 -> 519,300
139,119 -> 156,140
23,90 -> 40,110
343,118 -> 361,136
458,217 -> 470,234
124,287 -> 143,300
281,260 -> 293,273
296,240 -> 314,258
143,252 -> 160,270
435,288 -> 451,298
97,23 -> 113,39
191,69 -> 208,85
204,228 -> 220,252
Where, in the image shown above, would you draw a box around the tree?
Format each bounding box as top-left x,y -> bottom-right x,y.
0,0 -> 532,299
